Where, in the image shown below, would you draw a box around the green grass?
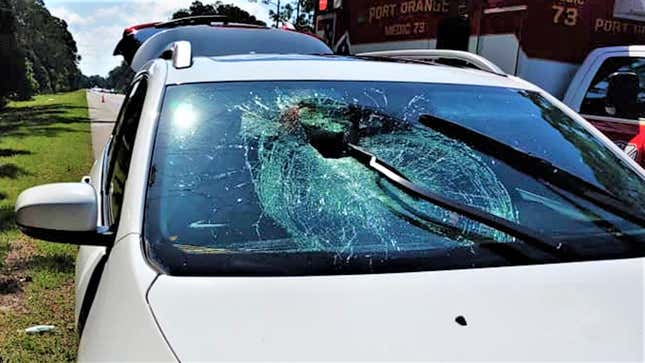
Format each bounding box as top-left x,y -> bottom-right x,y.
0,90 -> 92,361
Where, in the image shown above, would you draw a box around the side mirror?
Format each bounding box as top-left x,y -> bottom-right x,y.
606,71 -> 640,118
14,183 -> 112,246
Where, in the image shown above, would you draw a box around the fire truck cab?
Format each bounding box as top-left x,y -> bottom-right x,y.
316,0 -> 645,163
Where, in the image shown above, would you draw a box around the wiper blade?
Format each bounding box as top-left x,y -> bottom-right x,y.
345,143 -> 571,258
419,114 -> 645,227
378,179 -> 554,264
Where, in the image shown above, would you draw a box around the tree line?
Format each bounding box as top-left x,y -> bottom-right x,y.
267,0 -> 315,30
170,0 -> 314,29
84,62 -> 135,94
0,0 -> 85,107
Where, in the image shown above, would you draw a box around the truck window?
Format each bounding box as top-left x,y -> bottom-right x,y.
580,57 -> 645,120
614,0 -> 645,22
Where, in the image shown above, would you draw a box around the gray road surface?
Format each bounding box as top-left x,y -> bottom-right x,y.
86,91 -> 124,160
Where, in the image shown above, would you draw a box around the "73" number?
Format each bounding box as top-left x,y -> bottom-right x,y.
552,5 -> 578,27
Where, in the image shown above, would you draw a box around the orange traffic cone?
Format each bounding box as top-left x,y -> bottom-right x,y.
101,94 -> 105,103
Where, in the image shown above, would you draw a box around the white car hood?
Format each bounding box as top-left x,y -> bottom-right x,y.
148,258 -> 645,361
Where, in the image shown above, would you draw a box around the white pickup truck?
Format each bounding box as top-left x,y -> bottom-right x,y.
563,45 -> 645,163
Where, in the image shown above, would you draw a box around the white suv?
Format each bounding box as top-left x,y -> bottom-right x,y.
15,41 -> 645,360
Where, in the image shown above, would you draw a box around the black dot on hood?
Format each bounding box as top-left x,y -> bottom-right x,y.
455,315 -> 468,326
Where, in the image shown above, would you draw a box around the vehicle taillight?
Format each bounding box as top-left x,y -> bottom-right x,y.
124,22 -> 159,35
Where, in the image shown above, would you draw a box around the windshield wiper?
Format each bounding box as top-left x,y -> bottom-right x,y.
419,114 -> 645,228
300,114 -> 576,259
344,143 -> 570,257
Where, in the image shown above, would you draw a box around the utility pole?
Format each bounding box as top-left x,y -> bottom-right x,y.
276,0 -> 280,27
296,0 -> 300,27
254,0 -> 285,28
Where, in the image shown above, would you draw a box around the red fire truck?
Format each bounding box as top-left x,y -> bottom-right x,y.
315,0 -> 645,163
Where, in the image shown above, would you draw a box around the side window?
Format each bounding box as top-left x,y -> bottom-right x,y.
105,79 -> 148,225
580,57 -> 645,119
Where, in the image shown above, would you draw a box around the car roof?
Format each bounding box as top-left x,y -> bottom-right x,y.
130,25 -> 332,71
161,54 -> 540,91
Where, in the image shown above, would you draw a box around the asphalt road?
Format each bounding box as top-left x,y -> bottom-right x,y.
86,91 -> 124,160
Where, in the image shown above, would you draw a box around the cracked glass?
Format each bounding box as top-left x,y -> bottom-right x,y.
144,81 -> 645,276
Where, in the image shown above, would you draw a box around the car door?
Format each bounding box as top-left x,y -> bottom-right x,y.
75,76 -> 149,333
578,56 -> 645,164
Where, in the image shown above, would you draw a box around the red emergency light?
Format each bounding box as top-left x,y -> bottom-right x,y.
319,0 -> 328,12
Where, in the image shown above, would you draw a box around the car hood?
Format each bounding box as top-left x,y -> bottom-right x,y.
148,258 -> 644,361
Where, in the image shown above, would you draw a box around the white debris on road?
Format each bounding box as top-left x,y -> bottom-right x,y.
25,325 -> 56,334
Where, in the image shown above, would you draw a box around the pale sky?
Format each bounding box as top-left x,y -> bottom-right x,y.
45,0 -> 274,76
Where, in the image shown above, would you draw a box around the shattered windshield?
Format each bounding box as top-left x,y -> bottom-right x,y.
145,81 -> 645,276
